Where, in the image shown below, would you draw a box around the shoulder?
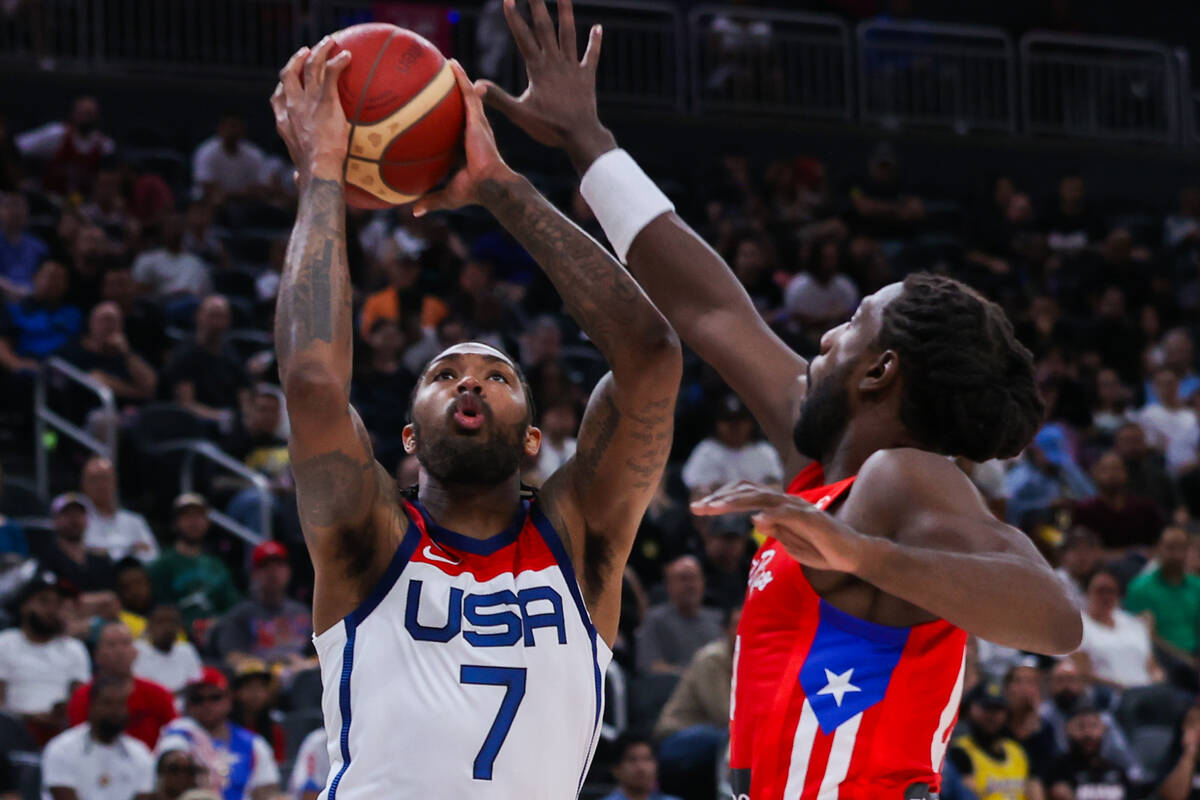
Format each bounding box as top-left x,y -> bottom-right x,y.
854,448 -> 982,514
45,724 -> 84,755
135,677 -> 173,699
193,137 -> 220,157
123,734 -> 154,763
1125,571 -> 1155,593
61,635 -> 90,659
0,628 -> 20,645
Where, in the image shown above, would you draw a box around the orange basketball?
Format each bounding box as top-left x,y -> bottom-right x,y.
328,23 -> 465,209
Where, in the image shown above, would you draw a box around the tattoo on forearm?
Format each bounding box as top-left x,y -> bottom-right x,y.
623,396 -> 674,490
478,177 -> 646,358
275,178 -> 349,374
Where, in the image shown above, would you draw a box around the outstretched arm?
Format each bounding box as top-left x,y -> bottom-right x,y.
415,63 -> 681,645
481,0 -> 807,469
693,449 -> 1083,655
271,41 -> 393,632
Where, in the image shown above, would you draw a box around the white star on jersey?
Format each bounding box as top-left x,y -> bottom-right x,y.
817,668 -> 861,707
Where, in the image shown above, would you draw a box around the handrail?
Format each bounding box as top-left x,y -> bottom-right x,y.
149,439 -> 271,545
35,357 -> 118,501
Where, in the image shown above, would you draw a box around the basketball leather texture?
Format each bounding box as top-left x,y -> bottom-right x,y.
330,23 -> 465,209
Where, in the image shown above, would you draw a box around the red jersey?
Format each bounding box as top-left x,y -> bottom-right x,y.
729,463 -> 968,799
68,676 -> 177,749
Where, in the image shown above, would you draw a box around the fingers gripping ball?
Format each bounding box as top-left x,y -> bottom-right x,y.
328,23 -> 465,209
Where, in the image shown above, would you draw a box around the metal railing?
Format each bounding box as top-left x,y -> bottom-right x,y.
151,439 -> 271,544
34,357 -> 117,501
858,20 -> 1015,133
1021,31 -> 1178,144
690,5 -> 851,120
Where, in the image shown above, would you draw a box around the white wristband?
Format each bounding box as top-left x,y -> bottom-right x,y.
579,149 -> 674,263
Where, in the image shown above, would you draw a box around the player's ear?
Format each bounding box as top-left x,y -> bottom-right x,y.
523,425 -> 542,458
402,423 -> 417,455
859,349 -> 899,395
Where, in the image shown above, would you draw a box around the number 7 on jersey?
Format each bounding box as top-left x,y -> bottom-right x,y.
459,665 -> 527,780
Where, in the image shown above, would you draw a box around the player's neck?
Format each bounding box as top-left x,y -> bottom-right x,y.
416,474 -> 524,540
821,416 -> 917,483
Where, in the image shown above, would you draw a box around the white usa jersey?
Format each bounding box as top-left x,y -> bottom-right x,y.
313,497 -> 612,800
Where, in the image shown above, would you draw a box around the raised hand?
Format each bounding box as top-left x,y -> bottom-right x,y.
270,38 -> 352,182
412,60 -> 516,216
690,481 -> 867,574
483,0 -> 616,170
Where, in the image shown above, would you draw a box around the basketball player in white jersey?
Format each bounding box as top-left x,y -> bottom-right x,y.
270,37 -> 681,800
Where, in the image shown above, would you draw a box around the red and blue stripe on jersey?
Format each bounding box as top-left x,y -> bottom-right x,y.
729,463 -> 968,799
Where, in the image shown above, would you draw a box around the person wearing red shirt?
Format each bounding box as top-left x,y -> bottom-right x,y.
67,620 -> 176,748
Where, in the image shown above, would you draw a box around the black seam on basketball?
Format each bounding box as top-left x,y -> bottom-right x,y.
344,28 -> 399,184
348,151 -> 457,167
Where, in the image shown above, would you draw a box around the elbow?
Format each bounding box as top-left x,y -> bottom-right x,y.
1043,605 -> 1084,656
633,320 -> 682,373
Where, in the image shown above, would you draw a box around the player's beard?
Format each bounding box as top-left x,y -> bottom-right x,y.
792,357 -> 855,463
414,419 -> 526,486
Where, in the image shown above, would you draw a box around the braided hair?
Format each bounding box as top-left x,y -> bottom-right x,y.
877,273 -> 1043,462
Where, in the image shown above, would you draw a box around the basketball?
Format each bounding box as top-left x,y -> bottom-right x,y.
328,23 -> 465,209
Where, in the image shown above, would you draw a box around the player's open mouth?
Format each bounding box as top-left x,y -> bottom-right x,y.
451,395 -> 486,431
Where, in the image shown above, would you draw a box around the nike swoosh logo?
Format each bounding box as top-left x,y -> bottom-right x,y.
422,545 -> 460,565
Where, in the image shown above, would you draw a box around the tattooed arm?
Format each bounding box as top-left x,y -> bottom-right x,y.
271,41 -> 395,633
416,63 -> 681,645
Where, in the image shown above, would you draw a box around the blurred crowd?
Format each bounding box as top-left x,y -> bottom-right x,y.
0,88 -> 1198,800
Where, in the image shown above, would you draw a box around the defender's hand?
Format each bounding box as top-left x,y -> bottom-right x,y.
483,0 -> 615,169
691,481 -> 867,574
270,38 -> 352,182
413,60 -> 516,216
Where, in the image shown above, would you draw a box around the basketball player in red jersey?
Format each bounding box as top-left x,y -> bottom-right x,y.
484,2 -> 1082,798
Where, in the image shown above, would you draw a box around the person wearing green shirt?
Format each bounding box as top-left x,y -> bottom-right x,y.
1125,526 -> 1200,659
147,493 -> 240,632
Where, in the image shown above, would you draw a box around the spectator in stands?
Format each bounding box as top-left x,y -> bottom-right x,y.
229,660 -> 283,764
133,605 -> 202,695
210,541 -> 310,666
1046,701 -> 1132,800
636,556 -> 722,676
67,621 -> 176,749
1043,173 -> 1103,259
1005,424 -> 1096,529
783,236 -> 860,339
726,231 -> 781,312
1089,367 -> 1135,439
287,728 -> 328,800
1003,661 -> 1061,784
0,572 -> 90,741
82,159 -> 139,255
697,514 -> 751,612
1137,369 -> 1200,477
1165,186 -> 1200,251
39,492 -> 114,593
192,113 -> 266,207
601,734 -> 682,800
529,401 -> 578,484
1159,702 -> 1200,800
0,259 -> 81,366
153,749 -> 205,800
357,249 -> 444,342
1071,450 -> 1164,554
100,265 -> 168,367
220,387 -> 293,536
349,319 -> 416,471
847,141 -> 925,239
132,215 -> 213,304
81,456 -> 158,563
947,681 -> 1039,800
1041,659 -> 1138,776
181,201 -> 228,270
112,558 -> 155,636
1112,421 -> 1179,518
0,191 -> 46,298
157,668 -> 281,800
1055,526 -> 1101,609
42,675 -> 156,800
654,606 -> 738,798
15,95 -> 115,196
161,295 -> 250,431
65,223 -> 112,310
681,395 -> 783,495
60,301 -> 158,413
1126,526 -> 1200,680
148,494 -> 239,632
1146,329 -> 1200,405
1075,566 -> 1164,689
